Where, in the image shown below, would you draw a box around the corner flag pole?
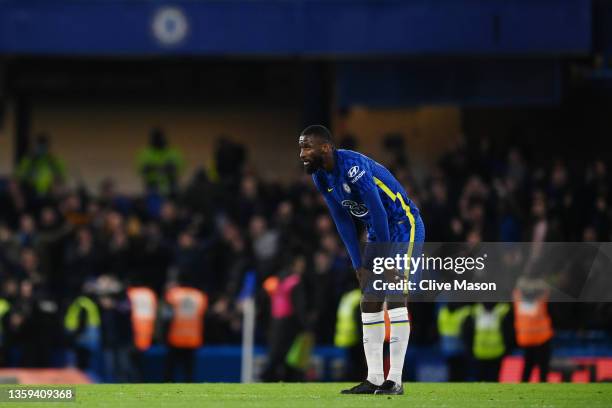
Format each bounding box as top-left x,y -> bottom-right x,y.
239,271 -> 256,383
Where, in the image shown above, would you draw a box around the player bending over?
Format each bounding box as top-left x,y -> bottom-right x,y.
299,125 -> 425,395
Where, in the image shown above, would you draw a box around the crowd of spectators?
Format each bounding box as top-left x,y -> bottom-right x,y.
0,129 -> 611,372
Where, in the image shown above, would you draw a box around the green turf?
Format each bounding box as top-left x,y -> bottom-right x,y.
1,383 -> 611,408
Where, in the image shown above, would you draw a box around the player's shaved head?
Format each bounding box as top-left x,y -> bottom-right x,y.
298,125 -> 335,174
300,125 -> 333,145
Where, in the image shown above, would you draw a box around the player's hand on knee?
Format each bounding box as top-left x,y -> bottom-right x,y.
383,268 -> 403,285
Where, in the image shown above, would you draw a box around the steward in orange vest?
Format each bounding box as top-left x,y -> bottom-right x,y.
127,287 -> 158,351
166,286 -> 208,348
513,290 -> 553,347
164,284 -> 207,383
513,277 -> 554,382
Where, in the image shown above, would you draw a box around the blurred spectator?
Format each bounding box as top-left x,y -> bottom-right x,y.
334,285 -> 365,381
590,195 -> 610,240
171,230 -> 206,291
36,206 -> 72,295
16,214 -> 36,247
513,276 -> 553,382
126,286 -> 158,380
383,133 -> 410,171
98,178 -> 132,215
97,275 -> 137,382
214,136 -> 246,185
462,303 -> 514,382
261,255 -> 309,382
60,191 -> 91,228
0,278 -> 18,366
216,220 -> 253,298
437,303 -> 472,381
528,192 -> 561,243
18,248 -> 43,286
439,135 -> 470,199
180,168 -> 215,218
498,199 -> 522,242
129,221 -> 171,295
65,227 -> 101,298
163,282 -> 208,383
506,147 -> 527,187
422,179 -> 453,241
159,202 -> 182,241
126,287 -> 157,352
0,178 -> 27,229
64,291 -> 101,370
137,128 -> 185,197
207,221 -> 251,343
234,176 -> 265,226
16,133 -> 66,197
310,250 -> 335,344
249,215 -> 280,278
0,224 -> 21,277
7,280 -> 62,367
100,212 -> 130,281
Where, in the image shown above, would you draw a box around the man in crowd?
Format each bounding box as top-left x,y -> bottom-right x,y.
137,128 -> 184,197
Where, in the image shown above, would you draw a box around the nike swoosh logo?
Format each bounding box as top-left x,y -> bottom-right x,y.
327,188 -> 333,192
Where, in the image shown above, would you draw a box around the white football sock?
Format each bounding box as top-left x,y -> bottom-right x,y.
387,306 -> 410,384
361,311 -> 385,386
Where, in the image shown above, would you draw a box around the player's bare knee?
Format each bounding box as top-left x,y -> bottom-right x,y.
386,299 -> 408,310
360,298 -> 383,313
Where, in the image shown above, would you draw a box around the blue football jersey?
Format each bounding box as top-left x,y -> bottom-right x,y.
312,149 -> 420,240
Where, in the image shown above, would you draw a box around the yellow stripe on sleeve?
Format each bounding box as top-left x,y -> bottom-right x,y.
373,176 -> 416,295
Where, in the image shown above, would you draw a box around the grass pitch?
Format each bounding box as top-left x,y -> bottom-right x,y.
2,383 -> 611,407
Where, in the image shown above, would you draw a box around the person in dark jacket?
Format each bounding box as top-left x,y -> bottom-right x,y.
96,276 -> 137,382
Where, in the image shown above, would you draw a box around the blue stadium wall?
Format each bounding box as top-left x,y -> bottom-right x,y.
0,0 -> 593,107
0,0 -> 591,56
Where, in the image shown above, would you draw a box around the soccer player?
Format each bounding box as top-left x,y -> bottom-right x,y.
299,125 -> 425,395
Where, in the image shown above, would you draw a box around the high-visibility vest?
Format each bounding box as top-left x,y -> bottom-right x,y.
64,296 -> 101,350
127,287 -> 158,351
16,155 -> 66,195
0,299 -> 10,345
166,287 -> 207,349
513,290 -> 553,347
334,289 -> 362,347
136,147 -> 184,194
438,305 -> 472,355
473,303 -> 510,360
